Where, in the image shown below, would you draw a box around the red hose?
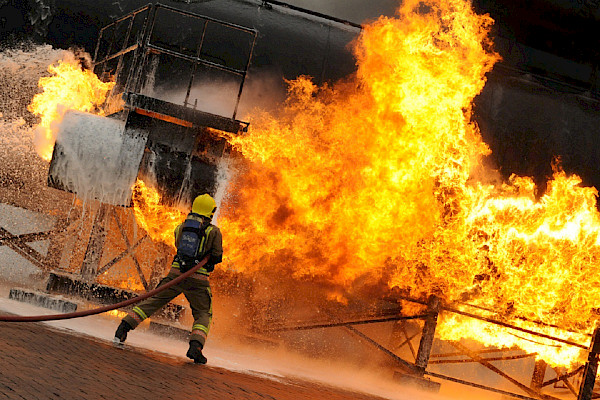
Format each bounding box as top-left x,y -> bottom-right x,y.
0,256 -> 209,322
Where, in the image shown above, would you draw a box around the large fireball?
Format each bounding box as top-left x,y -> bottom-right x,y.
219,0 -> 597,367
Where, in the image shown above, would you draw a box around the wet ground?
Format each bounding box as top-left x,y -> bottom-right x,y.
0,316 -> 392,400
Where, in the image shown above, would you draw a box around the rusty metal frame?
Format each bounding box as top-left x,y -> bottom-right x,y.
63,2 -> 259,291
0,216 -> 71,272
107,207 -> 149,289
79,205 -> 153,290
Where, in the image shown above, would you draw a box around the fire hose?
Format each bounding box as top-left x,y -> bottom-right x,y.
0,256 -> 209,322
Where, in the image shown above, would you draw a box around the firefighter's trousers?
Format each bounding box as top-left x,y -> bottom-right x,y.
122,269 -> 212,346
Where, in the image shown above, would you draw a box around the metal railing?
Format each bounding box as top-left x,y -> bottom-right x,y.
92,3 -> 257,121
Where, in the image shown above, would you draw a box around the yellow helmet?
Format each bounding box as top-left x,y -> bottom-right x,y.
192,194 -> 217,218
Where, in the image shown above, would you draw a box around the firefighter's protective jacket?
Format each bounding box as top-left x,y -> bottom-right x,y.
121,197 -> 222,348
172,213 -> 223,277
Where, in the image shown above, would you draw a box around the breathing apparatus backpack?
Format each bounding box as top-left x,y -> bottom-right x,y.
176,213 -> 209,273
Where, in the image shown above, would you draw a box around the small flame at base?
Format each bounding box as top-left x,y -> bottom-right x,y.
132,179 -> 185,247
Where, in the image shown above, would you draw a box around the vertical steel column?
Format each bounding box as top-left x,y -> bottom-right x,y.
80,204 -> 109,281
530,359 -> 547,392
578,327 -> 600,400
128,5 -> 157,94
232,32 -> 257,121
184,20 -> 208,108
415,295 -> 441,373
45,217 -> 71,271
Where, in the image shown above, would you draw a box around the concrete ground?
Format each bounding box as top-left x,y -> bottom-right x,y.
0,318 -> 392,400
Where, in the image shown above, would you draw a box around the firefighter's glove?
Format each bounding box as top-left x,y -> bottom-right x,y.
178,260 -> 191,273
205,264 -> 215,273
206,254 -> 222,269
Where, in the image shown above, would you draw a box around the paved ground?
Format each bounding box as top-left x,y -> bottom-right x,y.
0,319 -> 390,400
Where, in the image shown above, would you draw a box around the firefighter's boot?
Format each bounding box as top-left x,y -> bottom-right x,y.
186,340 -> 207,364
114,320 -> 133,343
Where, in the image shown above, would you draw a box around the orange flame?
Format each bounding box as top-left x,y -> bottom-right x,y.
218,0 -> 598,367
222,0 -> 497,288
27,53 -> 115,160
132,179 -> 185,247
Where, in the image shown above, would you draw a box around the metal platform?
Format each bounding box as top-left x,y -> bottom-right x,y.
47,2 -> 257,207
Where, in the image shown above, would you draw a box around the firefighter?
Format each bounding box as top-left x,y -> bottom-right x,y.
113,193 -> 223,364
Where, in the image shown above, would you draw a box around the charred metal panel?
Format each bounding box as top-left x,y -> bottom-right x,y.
48,5 -> 248,208
475,69 -> 600,194
124,92 -> 247,133
130,111 -> 225,207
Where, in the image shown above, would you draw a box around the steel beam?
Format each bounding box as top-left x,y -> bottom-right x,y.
460,301 -> 592,339
424,371 -> 538,400
530,360 -> 547,391
542,365 -> 584,387
578,327 -> 600,400
431,347 -> 519,358
389,320 -> 418,360
344,325 -> 421,375
551,366 -> 578,397
80,204 -> 109,281
449,341 -> 560,400
110,209 -> 148,290
429,353 -> 535,365
444,305 -> 588,350
269,314 -> 428,332
0,228 -> 52,271
415,295 -> 440,372
392,293 -> 590,348
95,235 -> 148,276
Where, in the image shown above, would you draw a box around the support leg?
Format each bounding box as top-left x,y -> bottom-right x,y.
530,360 -> 547,391
578,327 -> 600,400
415,295 -> 441,374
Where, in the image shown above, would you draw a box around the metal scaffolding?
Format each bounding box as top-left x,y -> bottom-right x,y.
265,294 -> 600,400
